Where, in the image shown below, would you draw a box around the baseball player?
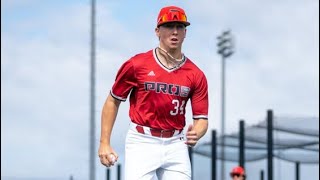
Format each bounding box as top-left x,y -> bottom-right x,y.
230,166 -> 246,180
98,5 -> 209,180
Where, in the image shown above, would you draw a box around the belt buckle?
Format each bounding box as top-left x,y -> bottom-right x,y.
160,129 -> 174,138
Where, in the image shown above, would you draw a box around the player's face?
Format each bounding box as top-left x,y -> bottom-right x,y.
231,174 -> 245,180
156,22 -> 186,50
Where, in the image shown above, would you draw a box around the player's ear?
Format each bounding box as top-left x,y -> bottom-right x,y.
155,27 -> 160,38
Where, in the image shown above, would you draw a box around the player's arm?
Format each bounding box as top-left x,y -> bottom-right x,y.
100,94 -> 121,145
98,94 -> 121,167
185,119 -> 208,147
100,58 -> 135,146
98,58 -> 136,167
193,118 -> 208,139
186,71 -> 209,147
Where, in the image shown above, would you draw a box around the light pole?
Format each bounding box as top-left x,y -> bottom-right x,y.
89,0 -> 96,180
217,30 -> 234,180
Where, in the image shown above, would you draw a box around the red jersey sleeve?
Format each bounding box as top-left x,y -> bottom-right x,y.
111,59 -> 138,101
191,71 -> 209,119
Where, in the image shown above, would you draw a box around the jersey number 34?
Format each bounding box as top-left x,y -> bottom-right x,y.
170,99 -> 186,116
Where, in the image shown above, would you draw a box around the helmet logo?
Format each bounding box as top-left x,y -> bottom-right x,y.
173,15 -> 178,20
169,10 -> 179,20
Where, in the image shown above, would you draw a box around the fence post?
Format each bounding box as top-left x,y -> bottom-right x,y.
117,164 -> 121,180
211,130 -> 217,180
106,168 -> 110,180
267,109 -> 274,180
239,120 -> 245,169
296,162 -> 300,180
188,146 -> 193,180
260,170 -> 264,180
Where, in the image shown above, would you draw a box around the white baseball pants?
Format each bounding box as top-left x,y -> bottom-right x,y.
124,123 -> 191,180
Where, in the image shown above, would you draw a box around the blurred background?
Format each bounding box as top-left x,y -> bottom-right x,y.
1,0 -> 319,180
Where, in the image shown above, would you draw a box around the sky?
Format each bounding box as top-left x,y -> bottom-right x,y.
1,0 -> 319,180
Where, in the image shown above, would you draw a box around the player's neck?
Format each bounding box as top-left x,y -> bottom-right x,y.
158,45 -> 182,60
156,47 -> 185,69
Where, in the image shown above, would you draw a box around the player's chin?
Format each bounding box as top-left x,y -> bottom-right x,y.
169,42 -> 180,48
167,41 -> 180,47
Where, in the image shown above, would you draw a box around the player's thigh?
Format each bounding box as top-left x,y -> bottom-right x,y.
157,168 -> 191,180
125,129 -> 161,180
159,139 -> 191,180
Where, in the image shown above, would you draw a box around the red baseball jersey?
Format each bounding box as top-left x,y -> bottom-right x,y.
111,49 -> 208,130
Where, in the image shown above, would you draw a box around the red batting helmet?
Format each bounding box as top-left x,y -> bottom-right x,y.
157,6 -> 190,27
230,166 -> 246,176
